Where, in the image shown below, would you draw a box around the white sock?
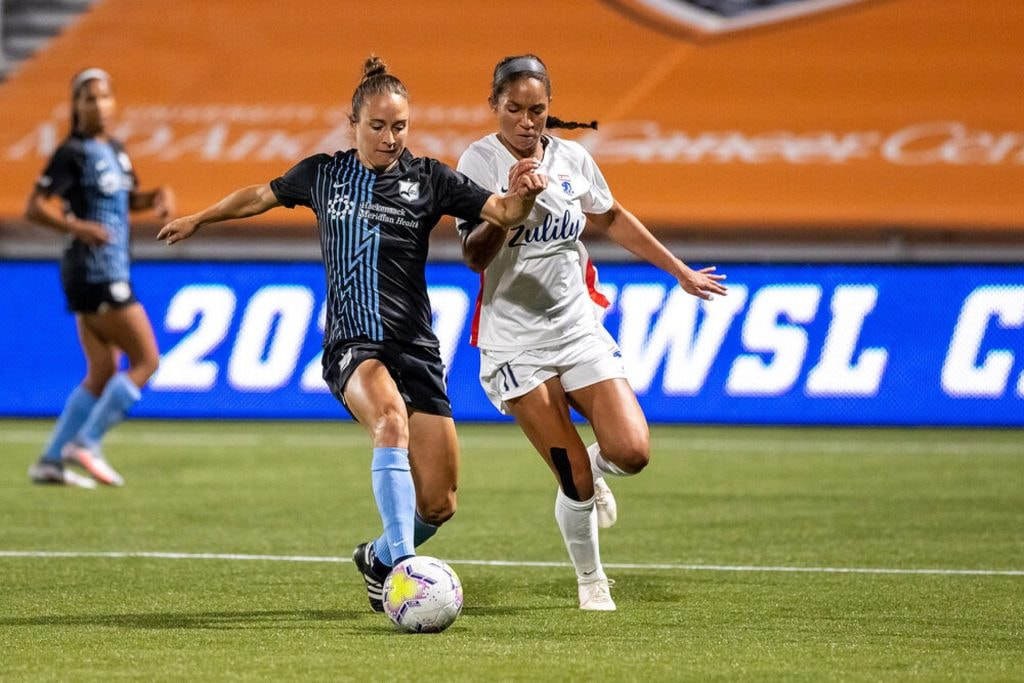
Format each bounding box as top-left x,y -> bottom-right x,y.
554,488 -> 606,583
588,443 -> 630,478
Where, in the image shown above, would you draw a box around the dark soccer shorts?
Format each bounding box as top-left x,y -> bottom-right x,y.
322,339 -> 453,419
62,277 -> 138,314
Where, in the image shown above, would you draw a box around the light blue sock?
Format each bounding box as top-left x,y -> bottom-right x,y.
370,447 -> 416,565
413,513 -> 440,548
76,373 -> 141,449
41,385 -> 98,462
373,513 -> 440,566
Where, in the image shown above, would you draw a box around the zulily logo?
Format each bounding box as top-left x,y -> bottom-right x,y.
508,209 -> 581,247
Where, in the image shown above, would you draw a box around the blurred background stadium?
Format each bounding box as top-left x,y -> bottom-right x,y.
1,0 -> 1022,427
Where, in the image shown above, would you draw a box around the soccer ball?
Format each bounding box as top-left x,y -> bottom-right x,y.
382,556 -> 463,633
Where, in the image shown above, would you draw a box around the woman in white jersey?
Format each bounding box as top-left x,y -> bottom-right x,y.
457,54 -> 727,611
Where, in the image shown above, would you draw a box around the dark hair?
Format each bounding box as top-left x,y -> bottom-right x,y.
69,68 -> 111,135
349,56 -> 408,123
490,54 -> 598,131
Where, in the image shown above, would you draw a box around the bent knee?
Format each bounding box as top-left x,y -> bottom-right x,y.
419,492 -> 456,526
605,439 -> 650,474
83,370 -> 115,396
131,354 -> 160,385
372,409 -> 409,446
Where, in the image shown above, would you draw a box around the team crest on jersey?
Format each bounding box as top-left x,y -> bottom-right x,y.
327,194 -> 354,219
398,180 -> 420,202
559,174 -> 573,196
95,159 -> 132,196
606,0 -> 872,38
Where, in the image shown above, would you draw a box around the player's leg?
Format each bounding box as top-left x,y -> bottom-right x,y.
366,345 -> 458,566
29,315 -> 115,488
507,379 -> 615,610
564,378 -> 649,530
343,358 -> 417,611
64,303 -> 159,485
367,412 -> 458,568
568,377 -> 650,475
404,412 -> 459,554
407,412 -> 459,526
560,327 -> 649,528
509,379 -> 595,500
345,359 -> 417,561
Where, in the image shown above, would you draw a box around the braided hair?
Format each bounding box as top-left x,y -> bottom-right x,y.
490,54 -> 598,131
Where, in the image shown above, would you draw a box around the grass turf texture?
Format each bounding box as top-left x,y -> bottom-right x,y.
1,420 -> 1022,681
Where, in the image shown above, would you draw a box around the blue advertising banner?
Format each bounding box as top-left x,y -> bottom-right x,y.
1,260 -> 1022,426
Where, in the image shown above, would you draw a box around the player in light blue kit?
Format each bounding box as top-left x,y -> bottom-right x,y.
26,68 -> 175,488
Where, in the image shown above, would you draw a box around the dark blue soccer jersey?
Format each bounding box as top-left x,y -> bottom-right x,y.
270,149 -> 491,348
36,133 -> 138,283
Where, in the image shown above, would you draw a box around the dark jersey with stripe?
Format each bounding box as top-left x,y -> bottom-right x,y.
36,133 -> 138,283
270,149 -> 491,348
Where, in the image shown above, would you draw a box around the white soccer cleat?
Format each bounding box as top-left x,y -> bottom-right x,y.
593,477 -> 617,529
28,460 -> 97,489
61,442 -> 124,487
578,578 -> 616,611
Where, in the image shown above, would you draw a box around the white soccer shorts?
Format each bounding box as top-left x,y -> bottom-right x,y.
479,326 -> 627,415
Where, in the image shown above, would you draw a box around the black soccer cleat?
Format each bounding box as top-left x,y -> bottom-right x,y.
352,541 -> 387,613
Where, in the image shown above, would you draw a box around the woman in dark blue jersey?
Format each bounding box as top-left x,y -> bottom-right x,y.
26,68 -> 176,489
158,56 -> 546,612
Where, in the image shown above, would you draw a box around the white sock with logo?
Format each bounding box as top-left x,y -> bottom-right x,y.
554,488 -> 606,583
588,442 -> 630,478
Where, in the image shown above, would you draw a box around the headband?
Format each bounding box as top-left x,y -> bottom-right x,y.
71,68 -> 111,94
494,57 -> 547,84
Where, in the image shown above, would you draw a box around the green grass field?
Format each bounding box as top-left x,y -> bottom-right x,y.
1,420 -> 1022,681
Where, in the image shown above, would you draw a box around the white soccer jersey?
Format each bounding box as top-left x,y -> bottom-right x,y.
456,134 -> 614,351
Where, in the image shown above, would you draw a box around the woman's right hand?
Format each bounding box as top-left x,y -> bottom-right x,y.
70,219 -> 110,246
157,216 -> 200,245
507,158 -> 541,195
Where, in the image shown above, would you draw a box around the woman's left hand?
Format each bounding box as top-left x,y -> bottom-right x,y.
679,265 -> 728,300
157,215 -> 200,245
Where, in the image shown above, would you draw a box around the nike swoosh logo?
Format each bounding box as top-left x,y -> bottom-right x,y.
337,350 -> 353,372
500,186 -> 508,193
333,182 -> 350,189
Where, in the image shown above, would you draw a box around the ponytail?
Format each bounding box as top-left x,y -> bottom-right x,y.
350,55 -> 408,123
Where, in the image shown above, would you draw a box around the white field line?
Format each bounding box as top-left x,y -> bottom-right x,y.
0,550 -> 1021,577
0,429 -> 367,449
0,428 -> 1021,456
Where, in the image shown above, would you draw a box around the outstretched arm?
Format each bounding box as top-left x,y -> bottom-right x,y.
157,183 -> 280,245
587,201 -> 728,300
